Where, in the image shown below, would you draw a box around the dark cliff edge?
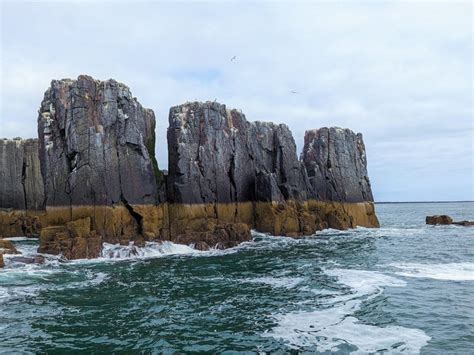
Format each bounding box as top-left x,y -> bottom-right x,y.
0,138 -> 45,238
0,75 -> 378,261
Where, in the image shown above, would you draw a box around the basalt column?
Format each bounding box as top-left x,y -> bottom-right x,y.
0,138 -> 45,237
37,75 -> 166,257
167,101 -> 314,238
302,127 -> 379,228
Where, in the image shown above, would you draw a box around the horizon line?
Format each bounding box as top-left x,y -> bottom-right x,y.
375,200 -> 474,204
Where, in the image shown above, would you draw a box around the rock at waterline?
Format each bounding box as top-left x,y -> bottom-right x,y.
0,240 -> 20,268
452,220 -> 474,226
38,217 -> 103,260
426,215 -> 453,225
426,215 -> 473,226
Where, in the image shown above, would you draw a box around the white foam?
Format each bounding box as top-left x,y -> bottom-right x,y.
264,268 -> 430,353
325,268 -> 407,299
2,236 -> 38,241
391,262 -> 474,281
57,270 -> 109,290
99,241 -> 197,260
91,271 -> 107,285
242,276 -> 304,289
267,311 -> 430,353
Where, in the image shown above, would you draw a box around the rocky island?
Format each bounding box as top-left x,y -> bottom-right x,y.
0,75 -> 379,262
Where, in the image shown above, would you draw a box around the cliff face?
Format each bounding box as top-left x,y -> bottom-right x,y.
0,138 -> 45,237
38,75 -> 158,207
1,75 -> 379,260
36,75 -> 166,256
167,102 -> 379,235
302,127 -> 374,202
0,138 -> 44,210
302,127 -> 379,228
167,102 -> 310,205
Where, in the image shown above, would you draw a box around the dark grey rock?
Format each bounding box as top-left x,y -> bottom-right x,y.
37,75 -> 159,207
302,127 -> 375,202
0,138 -> 44,210
167,101 -> 311,204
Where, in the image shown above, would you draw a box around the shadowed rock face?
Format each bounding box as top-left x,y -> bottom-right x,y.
302,127 -> 375,203
167,101 -> 310,204
37,75 -> 159,207
0,138 -> 45,210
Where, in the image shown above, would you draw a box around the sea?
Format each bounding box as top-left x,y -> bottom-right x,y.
1,202 -> 473,353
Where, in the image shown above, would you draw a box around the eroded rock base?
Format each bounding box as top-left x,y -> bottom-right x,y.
1,201 -> 378,260
0,210 -> 46,238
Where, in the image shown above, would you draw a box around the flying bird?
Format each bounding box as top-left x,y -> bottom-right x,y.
290,91 -> 299,94
230,56 -> 237,61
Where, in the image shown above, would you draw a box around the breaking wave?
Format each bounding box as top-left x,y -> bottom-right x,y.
390,262 -> 474,281
99,241 -> 197,260
241,276 -> 304,289
264,268 -> 431,353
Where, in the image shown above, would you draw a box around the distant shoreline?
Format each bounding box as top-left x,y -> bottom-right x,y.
375,201 -> 474,204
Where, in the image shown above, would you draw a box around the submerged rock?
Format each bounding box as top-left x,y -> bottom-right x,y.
0,239 -> 20,267
6,255 -> 46,265
452,221 -> 474,226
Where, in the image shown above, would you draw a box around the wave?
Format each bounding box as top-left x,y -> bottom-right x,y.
241,276 -> 304,289
390,262 -> 474,281
264,268 -> 430,353
1,236 -> 38,241
98,241 -> 197,260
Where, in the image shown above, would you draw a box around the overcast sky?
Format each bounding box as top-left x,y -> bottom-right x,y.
1,0 -> 472,201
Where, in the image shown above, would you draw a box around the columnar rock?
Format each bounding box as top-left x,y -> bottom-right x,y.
167,104 -> 379,235
302,127 -> 379,228
167,101 -> 310,204
1,76 -> 380,258
0,138 -> 45,237
167,101 -> 312,236
38,75 -> 158,207
0,138 -> 44,210
302,127 -> 374,202
36,75 -> 164,255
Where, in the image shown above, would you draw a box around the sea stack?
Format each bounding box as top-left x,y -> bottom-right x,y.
167,101 -> 312,238
36,75 -> 167,258
302,127 -> 379,228
0,138 -> 45,238
0,75 -> 380,261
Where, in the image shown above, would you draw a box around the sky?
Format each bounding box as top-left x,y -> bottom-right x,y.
0,0 -> 472,202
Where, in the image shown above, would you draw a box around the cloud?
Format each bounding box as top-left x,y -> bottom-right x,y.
1,0 -> 472,201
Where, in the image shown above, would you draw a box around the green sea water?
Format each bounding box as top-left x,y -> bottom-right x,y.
1,202 -> 473,353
